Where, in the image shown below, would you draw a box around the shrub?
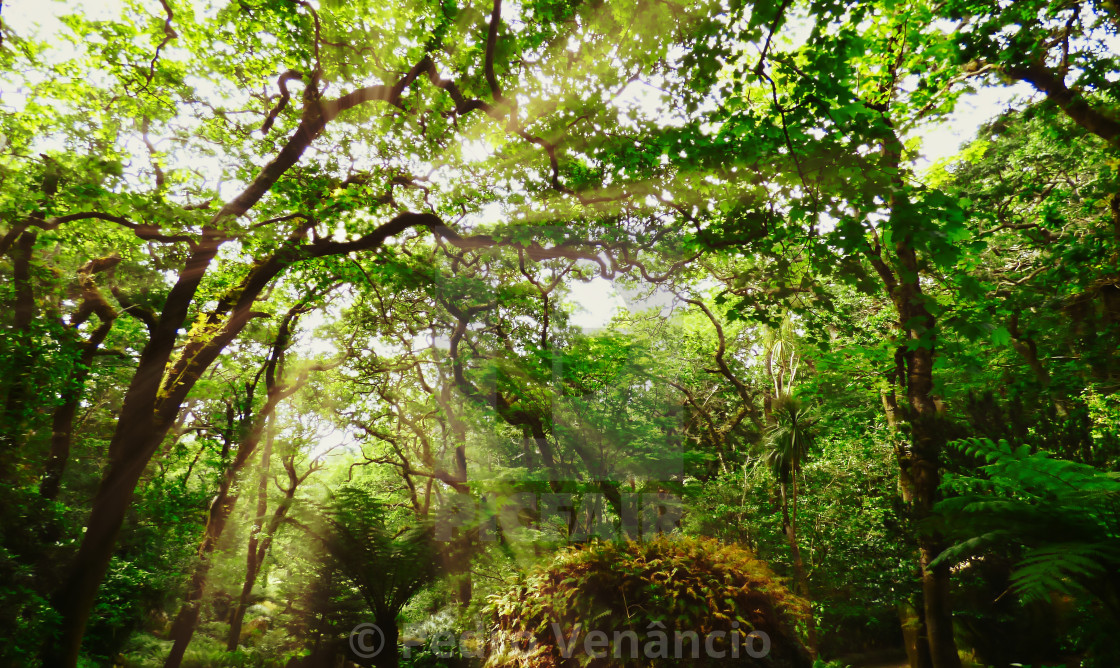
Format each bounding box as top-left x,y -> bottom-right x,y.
484,536 -> 812,667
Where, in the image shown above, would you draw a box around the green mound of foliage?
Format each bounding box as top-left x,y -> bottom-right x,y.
483,536 -> 812,667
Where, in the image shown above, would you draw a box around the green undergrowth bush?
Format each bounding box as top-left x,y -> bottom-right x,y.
117,631 -> 294,668
483,536 -> 813,667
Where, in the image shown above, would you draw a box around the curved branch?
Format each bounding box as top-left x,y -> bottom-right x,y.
484,0 -> 504,101
31,211 -> 195,244
261,70 -> 307,135
682,297 -> 762,430
156,211 -> 442,423
1003,60 -> 1120,145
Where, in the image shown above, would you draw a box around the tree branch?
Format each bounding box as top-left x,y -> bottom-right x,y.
1003,60 -> 1120,145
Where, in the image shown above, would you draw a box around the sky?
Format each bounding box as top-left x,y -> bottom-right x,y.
3,0 -> 1035,331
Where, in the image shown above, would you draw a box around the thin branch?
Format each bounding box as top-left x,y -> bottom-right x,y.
30,211 -> 195,244
143,0 -> 177,87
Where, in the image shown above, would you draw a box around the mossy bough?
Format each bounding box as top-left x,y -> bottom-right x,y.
484,536 -> 813,667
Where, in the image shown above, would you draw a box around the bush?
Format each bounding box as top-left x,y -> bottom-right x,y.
483,536 -> 813,667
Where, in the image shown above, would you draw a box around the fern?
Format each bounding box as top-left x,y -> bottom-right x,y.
935,438 -> 1120,607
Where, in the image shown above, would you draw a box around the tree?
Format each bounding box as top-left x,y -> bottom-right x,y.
762,392 -> 819,658
164,295 -> 332,667
941,0 -> 1120,147
322,485 -> 441,668
227,422 -> 325,654
659,2 -> 996,663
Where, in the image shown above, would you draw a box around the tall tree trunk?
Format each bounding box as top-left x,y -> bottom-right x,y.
882,390 -> 934,668
898,600 -> 930,668
909,408 -> 958,668
39,342 -> 106,501
226,483 -> 295,650
866,121 -> 961,668
779,478 -> 818,658
45,231 -> 226,667
46,415 -> 171,667
163,482 -> 239,668
227,429 -> 273,651
872,242 -> 961,668
166,304 -> 309,667
164,410 -> 274,667
0,231 -> 38,480
898,251 -> 959,668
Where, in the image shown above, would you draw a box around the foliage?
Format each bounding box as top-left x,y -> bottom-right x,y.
2,0 -> 1120,665
324,484 -> 443,624
686,426 -> 914,657
936,438 -> 1120,605
763,394 -> 816,485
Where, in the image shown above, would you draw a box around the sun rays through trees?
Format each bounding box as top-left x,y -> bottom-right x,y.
2,0 -> 1120,666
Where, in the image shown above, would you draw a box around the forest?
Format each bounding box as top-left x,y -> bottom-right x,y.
1,0 -> 1118,666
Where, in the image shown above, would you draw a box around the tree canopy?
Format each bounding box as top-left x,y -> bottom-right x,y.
1,0 -> 1119,666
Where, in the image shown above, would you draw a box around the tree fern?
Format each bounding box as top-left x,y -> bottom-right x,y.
935,438 -> 1120,609
324,485 -> 441,621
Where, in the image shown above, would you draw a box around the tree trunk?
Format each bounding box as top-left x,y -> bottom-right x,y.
779,479 -> 818,658
882,390 -> 934,668
373,615 -> 400,668
0,231 -> 38,480
228,433 -> 303,652
910,410 -> 958,668
163,491 -> 235,668
226,558 -> 258,651
228,428 -> 273,651
39,383 -> 90,501
446,386 -> 473,606
164,458 -> 245,667
898,600 -> 929,668
45,227 -> 226,666
167,331 -> 303,667
898,277 -> 959,668
889,243 -> 961,668
866,117 -> 962,666
45,416 -> 169,666
227,485 -> 296,648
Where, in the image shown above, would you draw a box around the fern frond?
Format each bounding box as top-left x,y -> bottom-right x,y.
940,438 -> 1120,607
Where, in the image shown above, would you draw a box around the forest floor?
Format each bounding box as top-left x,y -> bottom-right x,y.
834,647 -> 911,667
